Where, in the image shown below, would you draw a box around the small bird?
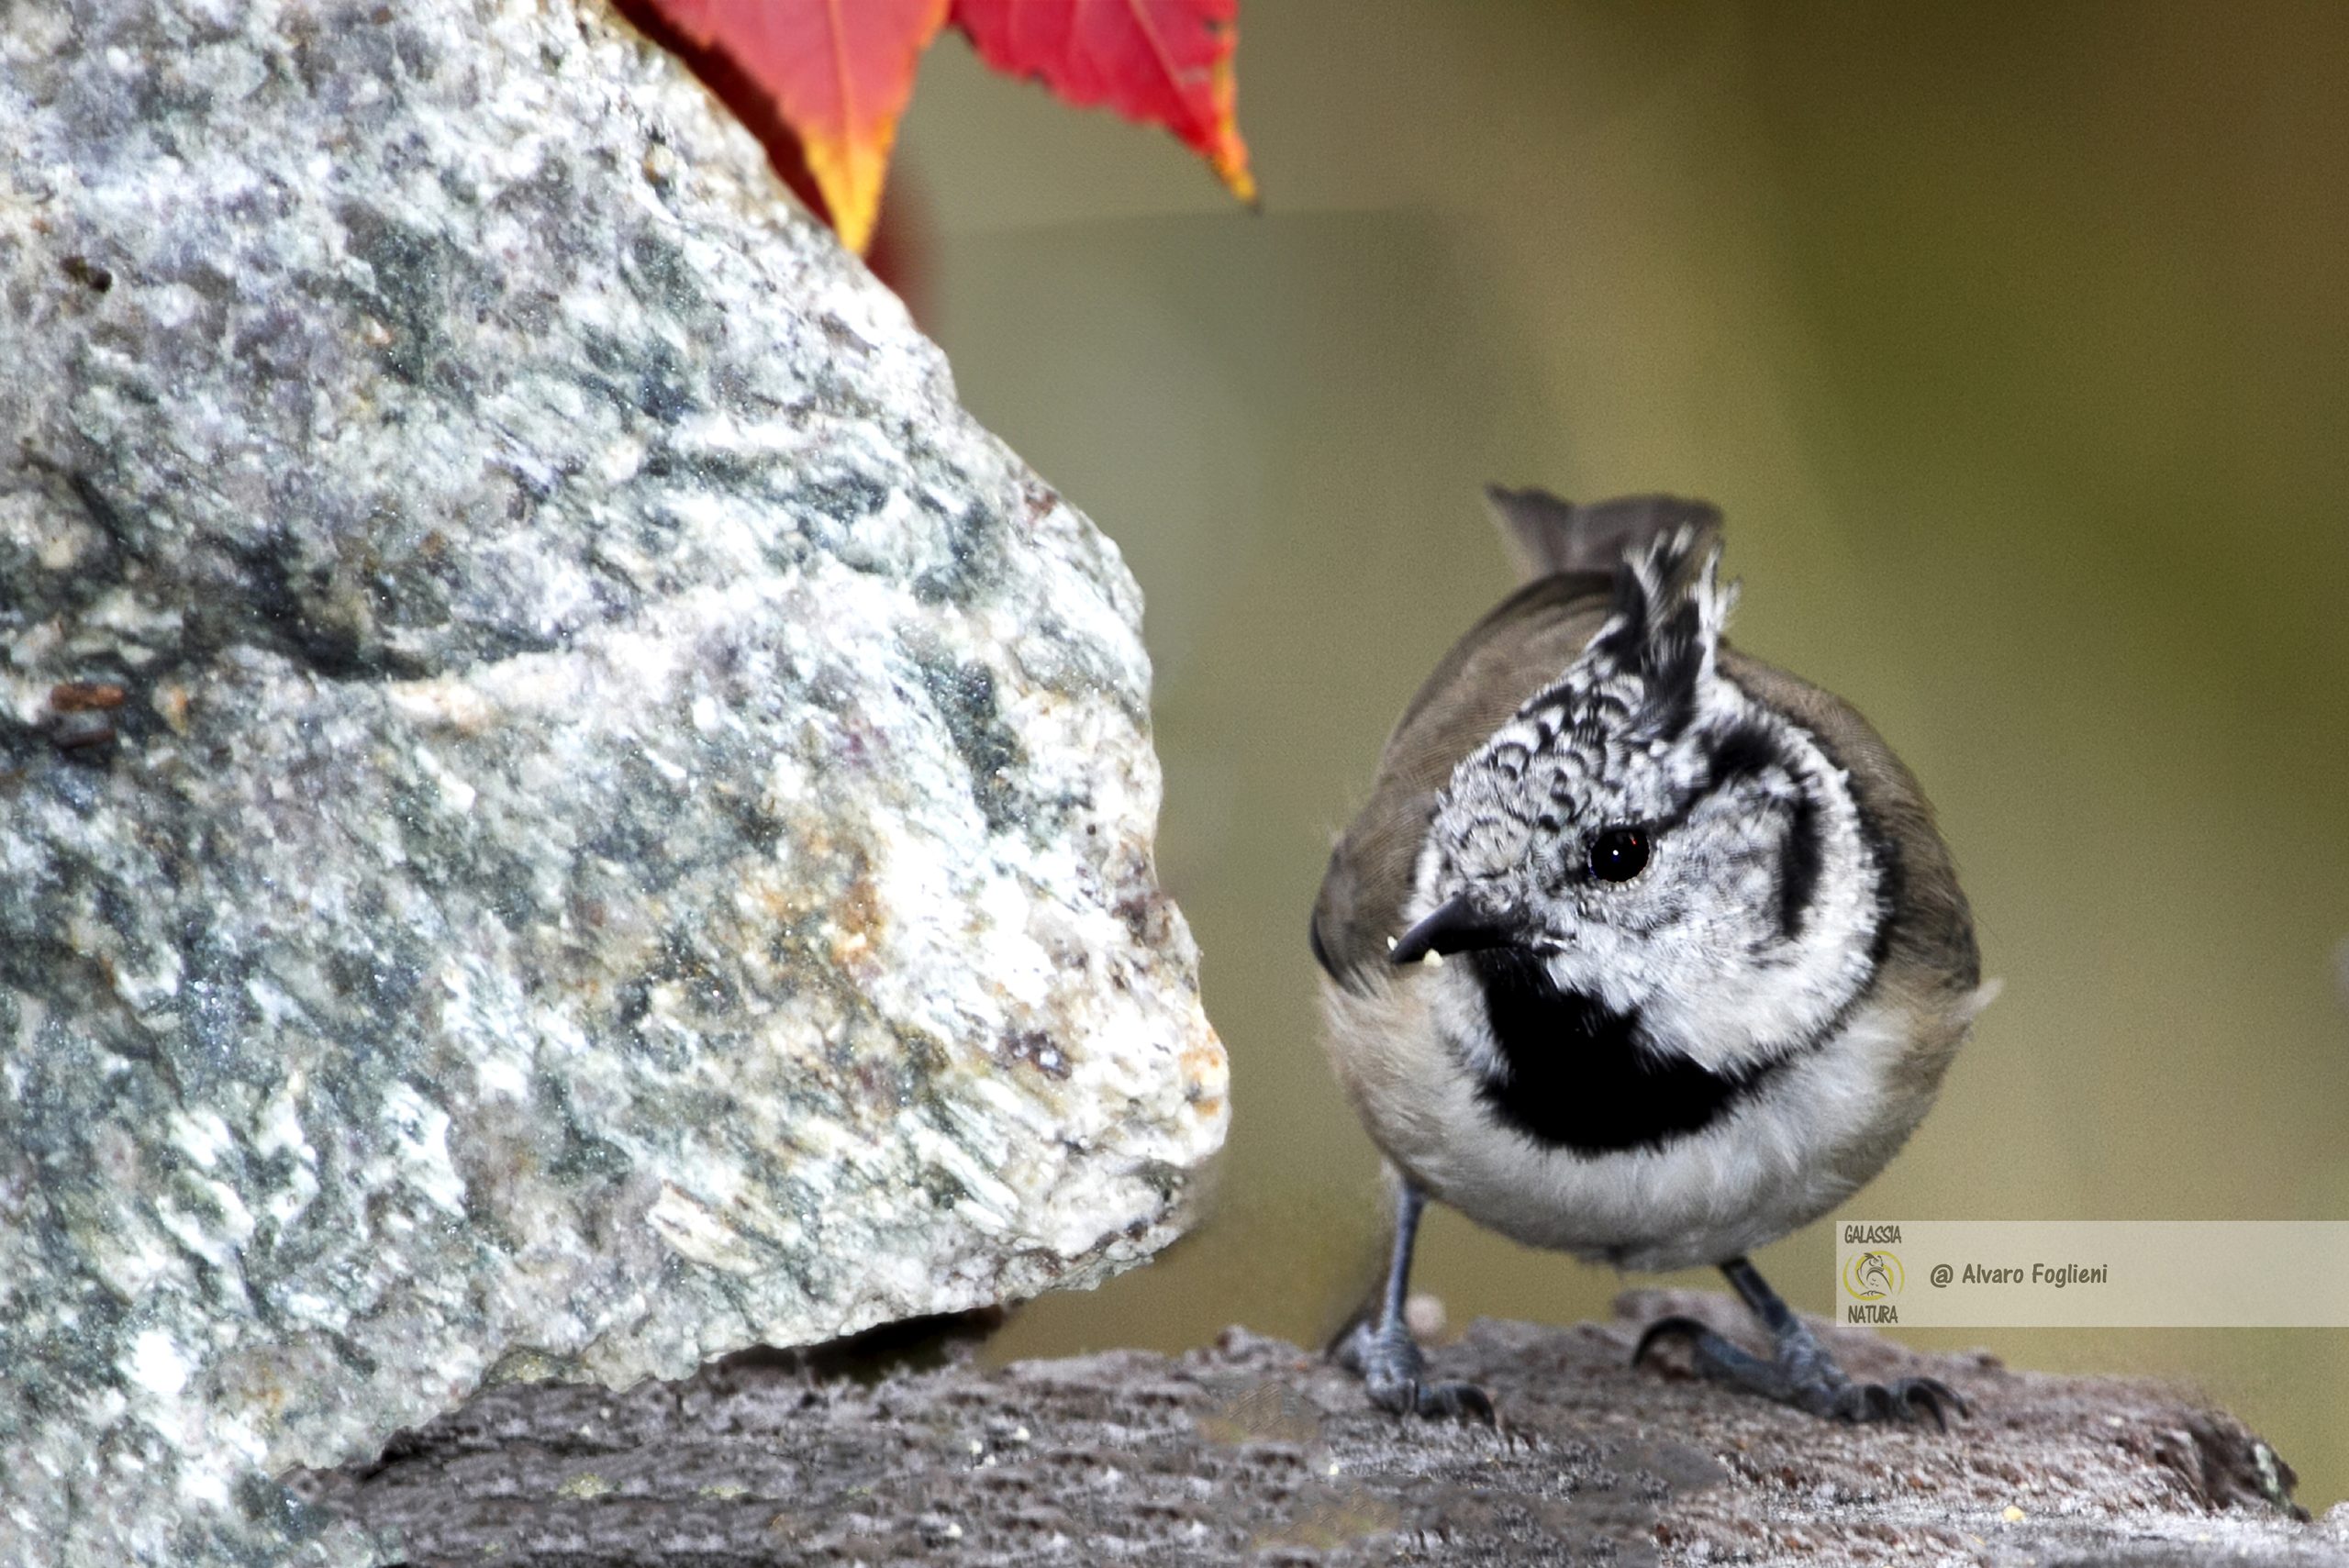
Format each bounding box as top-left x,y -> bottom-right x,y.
1313,487 -> 1990,1426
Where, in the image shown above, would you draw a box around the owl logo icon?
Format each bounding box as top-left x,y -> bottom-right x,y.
1843,1251 -> 1904,1301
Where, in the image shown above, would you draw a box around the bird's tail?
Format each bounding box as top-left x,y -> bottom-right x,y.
1482,485 -> 1723,584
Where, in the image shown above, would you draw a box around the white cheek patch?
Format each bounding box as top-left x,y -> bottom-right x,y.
1517,674 -> 1887,1075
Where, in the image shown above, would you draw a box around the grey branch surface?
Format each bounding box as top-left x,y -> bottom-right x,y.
301,1293 -> 2335,1567
0,0 -> 1221,1563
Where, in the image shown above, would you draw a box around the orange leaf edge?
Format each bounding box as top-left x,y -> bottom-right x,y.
803,122 -> 894,255
1203,44 -> 1255,206
644,0 -> 948,255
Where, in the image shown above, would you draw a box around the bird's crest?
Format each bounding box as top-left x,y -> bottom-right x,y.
1582,526 -> 1738,744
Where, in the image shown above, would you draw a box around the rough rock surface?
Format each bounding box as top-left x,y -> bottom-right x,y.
0,1 -> 1225,1563
302,1296 -> 2336,1568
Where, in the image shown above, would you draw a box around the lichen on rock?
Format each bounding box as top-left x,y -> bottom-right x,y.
0,2 -> 1225,1563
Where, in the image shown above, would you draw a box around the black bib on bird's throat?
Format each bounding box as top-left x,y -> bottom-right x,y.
1464,948 -> 1784,1155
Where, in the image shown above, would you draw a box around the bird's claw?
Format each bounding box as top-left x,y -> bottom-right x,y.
1410,1378 -> 1496,1422
1631,1314 -> 1715,1368
1337,1319 -> 1496,1425
1633,1316 -> 1965,1430
1876,1375 -> 1966,1430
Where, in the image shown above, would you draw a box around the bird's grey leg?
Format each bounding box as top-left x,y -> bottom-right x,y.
1333,1182 -> 1493,1422
1634,1256 -> 1966,1429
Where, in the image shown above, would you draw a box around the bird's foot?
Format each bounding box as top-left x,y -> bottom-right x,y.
1632,1313 -> 1965,1430
1334,1318 -> 1495,1423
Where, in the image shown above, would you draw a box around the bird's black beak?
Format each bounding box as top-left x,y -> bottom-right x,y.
1389,895 -> 1518,965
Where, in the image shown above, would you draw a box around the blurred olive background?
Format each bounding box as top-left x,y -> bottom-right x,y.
889,0 -> 2349,1511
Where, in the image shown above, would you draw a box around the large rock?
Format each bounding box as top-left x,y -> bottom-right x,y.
0,2 -> 1226,1563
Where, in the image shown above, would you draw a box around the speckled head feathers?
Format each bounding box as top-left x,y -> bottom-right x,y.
1420,527 -> 1742,911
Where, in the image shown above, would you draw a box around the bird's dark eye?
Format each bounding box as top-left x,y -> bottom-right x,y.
1587,827 -> 1651,883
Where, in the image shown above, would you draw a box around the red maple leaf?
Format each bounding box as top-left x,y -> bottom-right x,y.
952,0 -> 1254,206
618,0 -> 1254,254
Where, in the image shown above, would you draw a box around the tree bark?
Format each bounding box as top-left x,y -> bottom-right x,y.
299,1291 -> 2335,1566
